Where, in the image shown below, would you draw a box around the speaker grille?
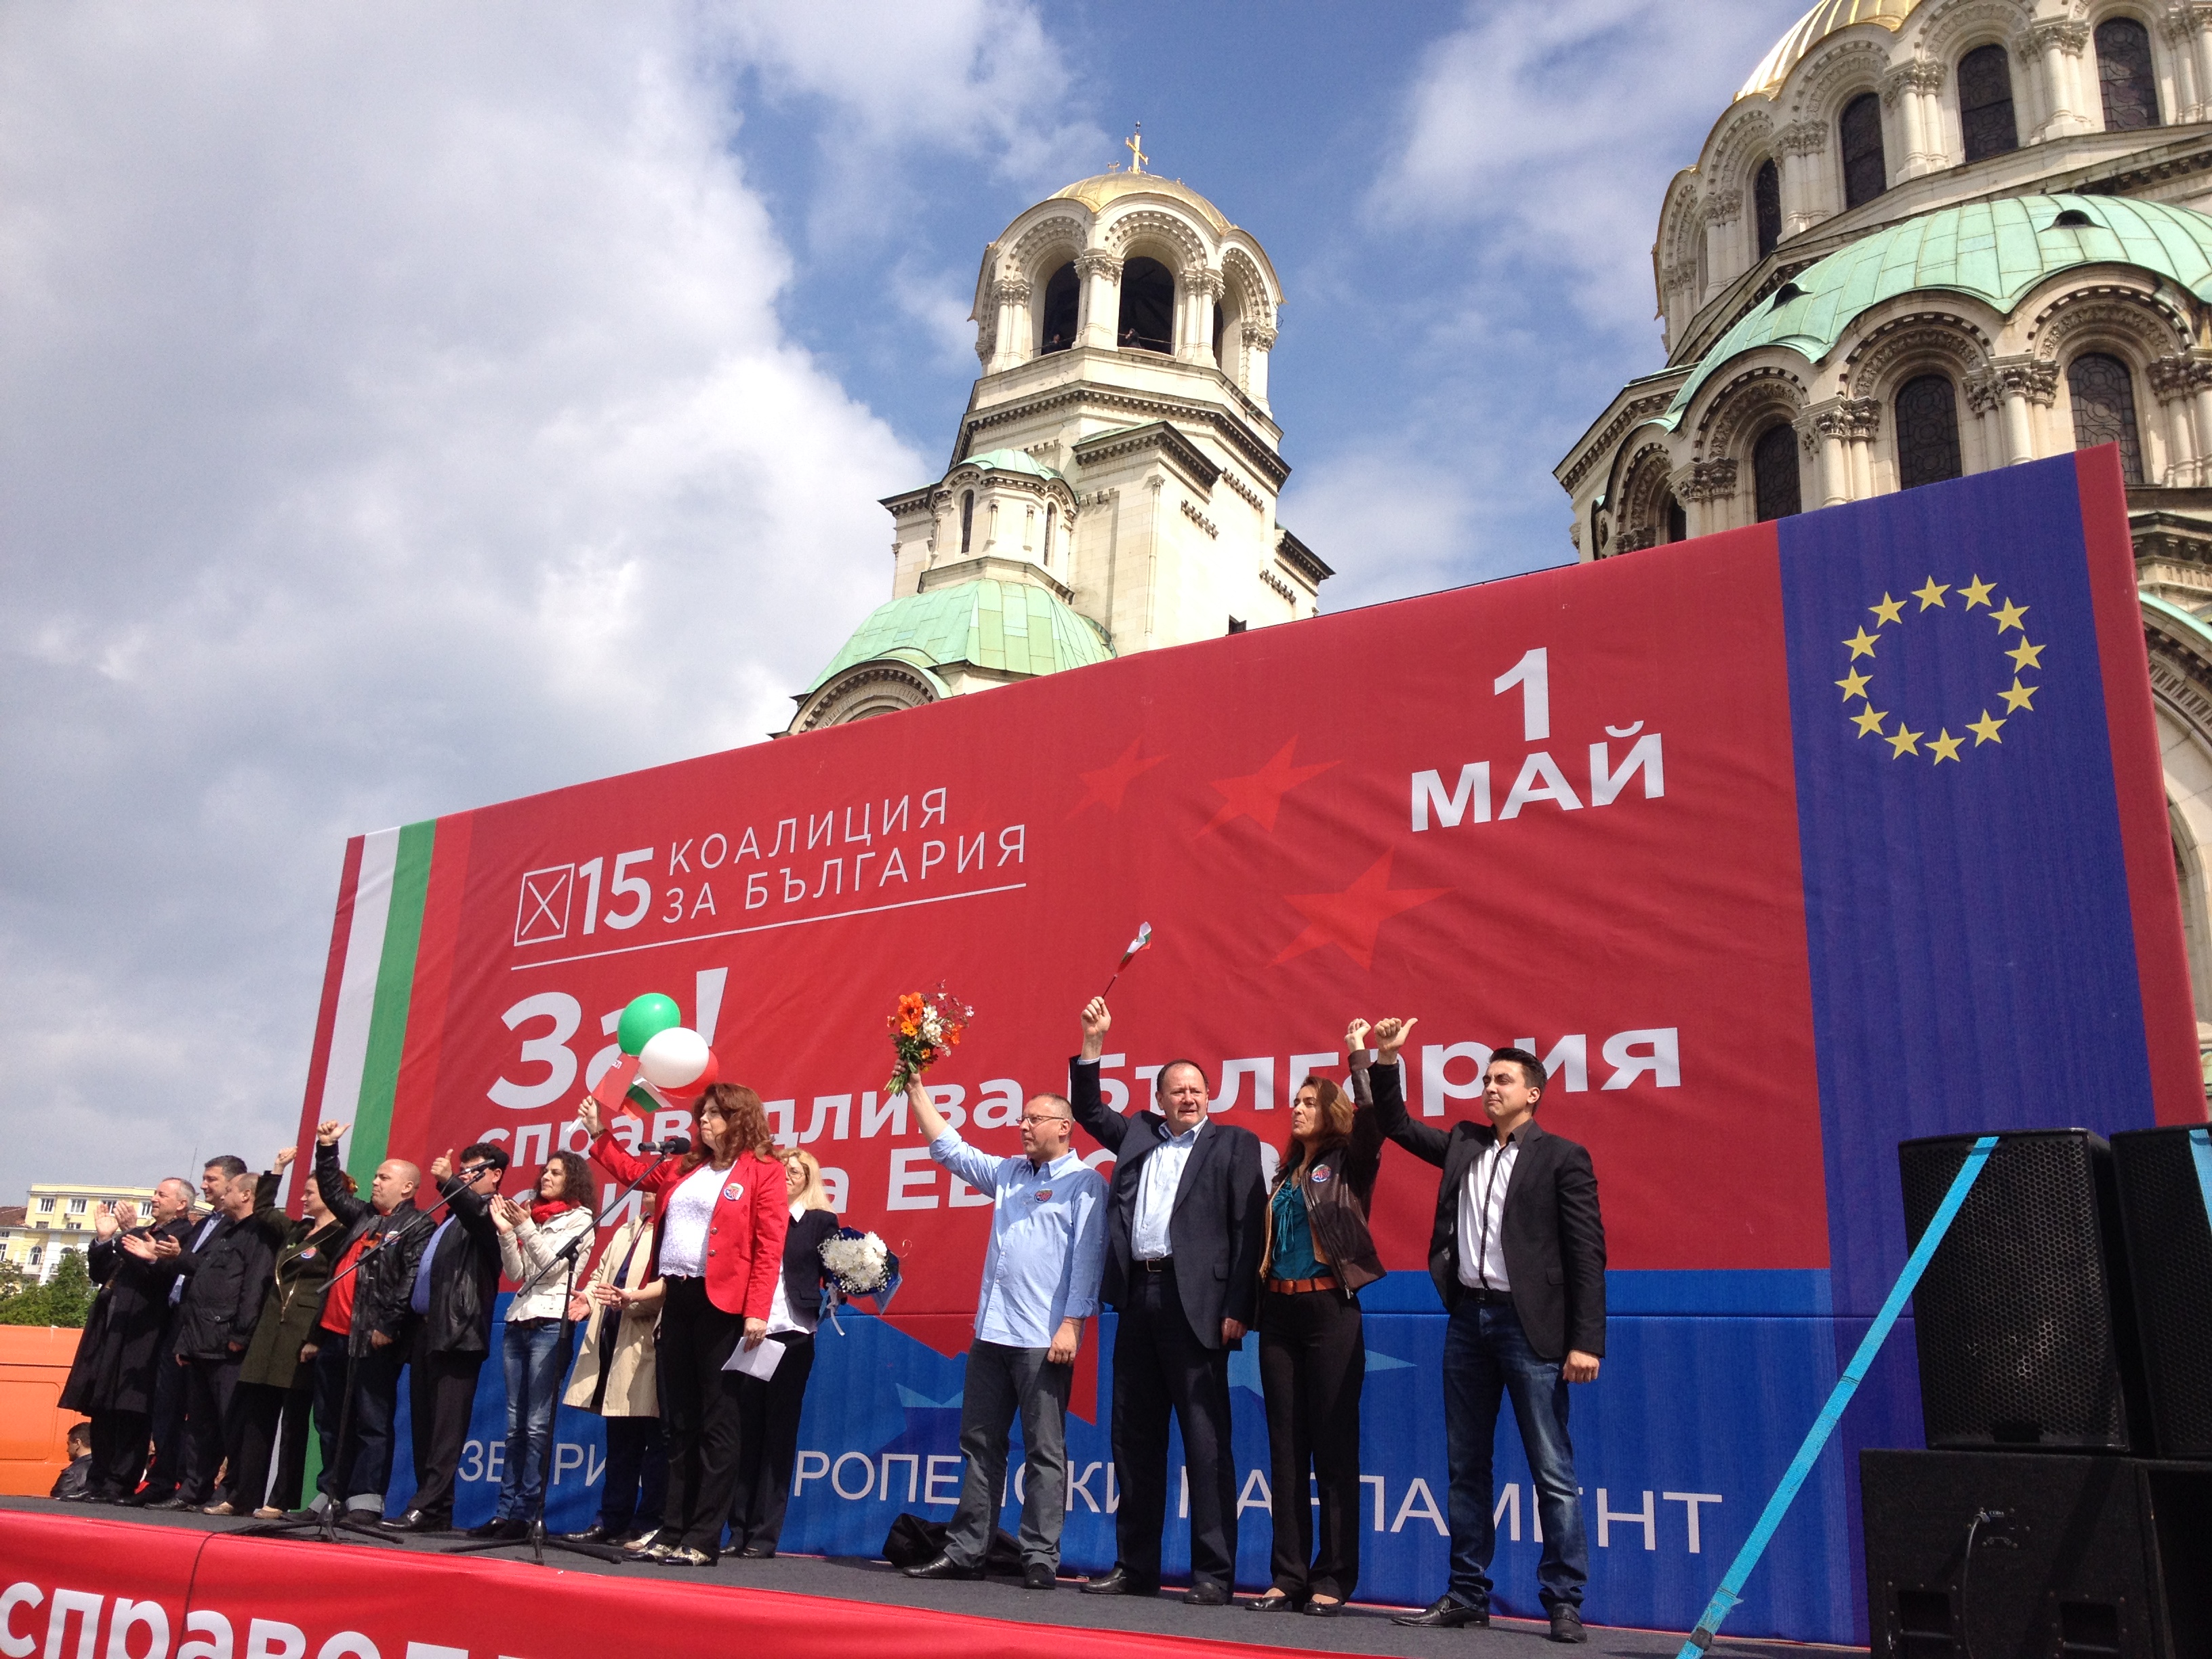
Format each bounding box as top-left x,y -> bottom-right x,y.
2111,1127 -> 2212,1458
1900,1131 -> 2131,1451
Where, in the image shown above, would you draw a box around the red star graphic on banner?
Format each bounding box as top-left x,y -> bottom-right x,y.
1197,739 -> 1336,836
1271,851 -> 1451,969
1068,738 -> 1167,817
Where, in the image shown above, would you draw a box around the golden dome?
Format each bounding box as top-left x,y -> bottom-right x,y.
1048,169 -> 1231,235
1738,0 -> 1921,101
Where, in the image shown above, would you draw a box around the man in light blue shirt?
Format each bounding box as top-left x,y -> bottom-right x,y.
899,1073 -> 1106,1591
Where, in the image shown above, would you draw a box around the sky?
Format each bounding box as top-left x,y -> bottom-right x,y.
0,0 -> 1810,1202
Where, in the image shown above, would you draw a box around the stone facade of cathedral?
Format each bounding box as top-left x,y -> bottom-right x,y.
787,153 -> 1328,736
1557,0 -> 2212,1035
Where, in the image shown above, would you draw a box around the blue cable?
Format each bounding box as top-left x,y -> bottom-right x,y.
1675,1134 -> 1998,1657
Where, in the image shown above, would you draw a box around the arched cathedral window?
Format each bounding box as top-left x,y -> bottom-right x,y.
1117,258 -> 1175,354
1040,262 -> 1079,354
2096,18 -> 2160,132
2068,353 -> 2146,485
1959,45 -> 2019,162
1753,423 -> 1802,520
1896,375 -> 1963,491
1755,159 -> 1782,260
960,490 -> 975,554
1664,495 -> 1687,544
1841,94 -> 1887,210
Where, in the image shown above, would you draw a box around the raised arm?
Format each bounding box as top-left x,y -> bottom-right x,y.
1367,1018 -> 1451,1168
1068,996 -> 1134,1155
313,1124 -> 371,1228
1341,1023 -> 1387,1204
913,1075 -> 1004,1193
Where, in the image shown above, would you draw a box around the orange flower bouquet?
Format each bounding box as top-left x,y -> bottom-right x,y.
886,984 -> 973,1094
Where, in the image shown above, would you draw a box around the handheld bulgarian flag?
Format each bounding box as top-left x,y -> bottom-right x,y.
1103,922 -> 1153,997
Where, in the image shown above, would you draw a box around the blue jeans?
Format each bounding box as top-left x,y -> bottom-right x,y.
497,1320 -> 567,1520
1441,1298 -> 1587,1612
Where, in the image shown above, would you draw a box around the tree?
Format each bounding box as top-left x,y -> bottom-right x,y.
0,1247 -> 94,1326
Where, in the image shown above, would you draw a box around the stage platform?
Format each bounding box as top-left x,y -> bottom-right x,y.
0,1497 -> 1861,1658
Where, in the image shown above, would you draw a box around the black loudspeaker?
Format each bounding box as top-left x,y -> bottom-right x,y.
1898,1130 -> 2148,1452
1860,1450 -> 2212,1659
2110,1126 -> 2212,1460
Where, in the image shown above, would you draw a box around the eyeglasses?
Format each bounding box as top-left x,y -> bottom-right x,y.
1019,1114 -> 1071,1127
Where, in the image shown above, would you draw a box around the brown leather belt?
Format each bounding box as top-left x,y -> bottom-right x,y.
1265,1274 -> 1340,1295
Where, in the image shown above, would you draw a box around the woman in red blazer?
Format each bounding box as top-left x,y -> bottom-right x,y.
579,1081 -> 787,1565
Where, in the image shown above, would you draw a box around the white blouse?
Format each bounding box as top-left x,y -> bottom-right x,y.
657,1163 -> 724,1277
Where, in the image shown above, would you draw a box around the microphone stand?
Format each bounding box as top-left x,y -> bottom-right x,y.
443,1137 -> 676,1567
235,1159 -> 473,1548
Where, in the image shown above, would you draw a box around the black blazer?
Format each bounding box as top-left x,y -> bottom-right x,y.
1370,1060 -> 1607,1362
172,1210 -> 280,1360
781,1208 -> 840,1323
1069,1057 -> 1267,1350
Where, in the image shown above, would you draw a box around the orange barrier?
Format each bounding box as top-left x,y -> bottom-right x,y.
0,1326 -> 86,1497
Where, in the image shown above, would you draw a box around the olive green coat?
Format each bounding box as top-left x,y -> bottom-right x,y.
237,1216 -> 346,1391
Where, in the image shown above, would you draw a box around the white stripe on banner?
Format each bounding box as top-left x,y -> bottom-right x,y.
319,827 -> 400,1124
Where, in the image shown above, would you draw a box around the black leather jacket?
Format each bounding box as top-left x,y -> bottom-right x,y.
314,1140 -> 433,1357
416,1171 -> 500,1355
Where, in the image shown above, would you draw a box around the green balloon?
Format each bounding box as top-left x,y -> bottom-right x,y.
617,993 -> 682,1056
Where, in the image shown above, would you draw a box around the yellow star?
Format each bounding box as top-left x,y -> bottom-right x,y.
1835,667 -> 1872,701
1844,627 -> 1880,660
1851,705 -> 1889,738
1927,729 -> 1963,764
1990,598 -> 2028,634
1886,724 -> 1925,758
1869,592 -> 1906,626
1959,575 -> 1996,609
1912,577 -> 1950,610
1967,709 -> 2005,745
1999,678 -> 2038,713
2006,638 -> 2045,671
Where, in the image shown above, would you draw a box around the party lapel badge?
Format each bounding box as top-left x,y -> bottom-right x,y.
1309,1166 -> 1333,1184
722,1181 -> 745,1202
1034,1189 -> 1052,1203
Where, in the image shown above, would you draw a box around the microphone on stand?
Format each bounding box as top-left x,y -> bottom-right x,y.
638,1135 -> 691,1155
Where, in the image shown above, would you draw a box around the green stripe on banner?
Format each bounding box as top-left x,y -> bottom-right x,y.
347,818 -> 436,1187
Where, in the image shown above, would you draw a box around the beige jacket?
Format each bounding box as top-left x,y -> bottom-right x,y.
561,1215 -> 659,1418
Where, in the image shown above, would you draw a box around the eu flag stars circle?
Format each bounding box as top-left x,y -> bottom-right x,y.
1835,573 -> 2043,763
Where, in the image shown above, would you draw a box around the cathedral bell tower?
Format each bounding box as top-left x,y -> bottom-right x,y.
787,134 -> 1328,734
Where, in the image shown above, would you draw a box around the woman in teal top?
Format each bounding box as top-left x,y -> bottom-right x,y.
1250,1023 -> 1387,1616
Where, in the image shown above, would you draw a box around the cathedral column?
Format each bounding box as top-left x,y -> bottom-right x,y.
1242,319 -> 1277,407
2165,9 -> 2207,122
2152,352 -> 2212,483
1076,251 -> 1122,350
1181,270 -> 1223,366
1702,190 -> 1742,287
2027,22 -> 2092,139
1885,60 -> 1946,176
1775,121 -> 1828,237
1672,459 -> 1738,537
1799,398 -> 1875,503
985,279 -> 1029,373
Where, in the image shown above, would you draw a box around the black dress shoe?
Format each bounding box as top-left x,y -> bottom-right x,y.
379,1510 -> 449,1534
1248,1593 -> 1302,1612
1183,1582 -> 1230,1607
146,1497 -> 189,1512
1305,1598 -> 1345,1618
1549,1605 -> 1588,1644
1081,1566 -> 1155,1597
120,1490 -> 158,1507
1395,1595 -> 1490,1629
1023,1563 -> 1055,1590
903,1554 -> 984,1581
740,1544 -> 776,1559
557,1522 -> 610,1543
464,1517 -> 529,1540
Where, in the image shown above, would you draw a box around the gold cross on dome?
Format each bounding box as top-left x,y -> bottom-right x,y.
1125,123 -> 1147,174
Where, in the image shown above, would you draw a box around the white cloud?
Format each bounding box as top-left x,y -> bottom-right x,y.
0,1 -> 932,1195
1369,0 -> 1803,334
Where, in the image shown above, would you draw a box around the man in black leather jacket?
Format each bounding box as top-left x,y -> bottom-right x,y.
313,1123 -> 432,1521
387,1142 -> 507,1535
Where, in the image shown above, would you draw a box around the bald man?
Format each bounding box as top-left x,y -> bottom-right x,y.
305,1123 -> 434,1521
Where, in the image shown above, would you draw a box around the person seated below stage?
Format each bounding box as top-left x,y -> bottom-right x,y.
49,1423 -> 93,1500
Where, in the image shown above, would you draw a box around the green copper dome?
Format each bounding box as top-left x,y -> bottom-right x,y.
804,578 -> 1112,693
1663,194 -> 2212,428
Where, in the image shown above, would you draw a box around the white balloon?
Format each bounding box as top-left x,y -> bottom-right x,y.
639,1025 -> 710,1088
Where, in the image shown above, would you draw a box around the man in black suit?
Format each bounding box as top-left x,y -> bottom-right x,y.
1368,1017 -> 1605,1645
1069,996 -> 1265,1606
61,1179 -> 196,1500
129,1153 -> 247,1507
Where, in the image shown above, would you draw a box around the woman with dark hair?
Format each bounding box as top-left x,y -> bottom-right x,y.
577,1082 -> 788,1565
488,1149 -> 596,1533
1249,1025 -> 1385,1616
726,1146 -> 840,1557
230,1145 -> 346,1517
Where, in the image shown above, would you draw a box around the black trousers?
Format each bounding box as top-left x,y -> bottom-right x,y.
407,1331 -> 485,1520
657,1277 -> 746,1555
729,1331 -> 815,1552
138,1318 -> 188,1498
87,1409 -> 150,1500
180,1355 -> 243,1504
226,1372 -> 315,1514
1258,1288 -> 1366,1601
1111,1261 -> 1237,1590
599,1416 -> 668,1537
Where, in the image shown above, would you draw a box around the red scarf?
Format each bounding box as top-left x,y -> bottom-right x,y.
530,1197 -> 574,1226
